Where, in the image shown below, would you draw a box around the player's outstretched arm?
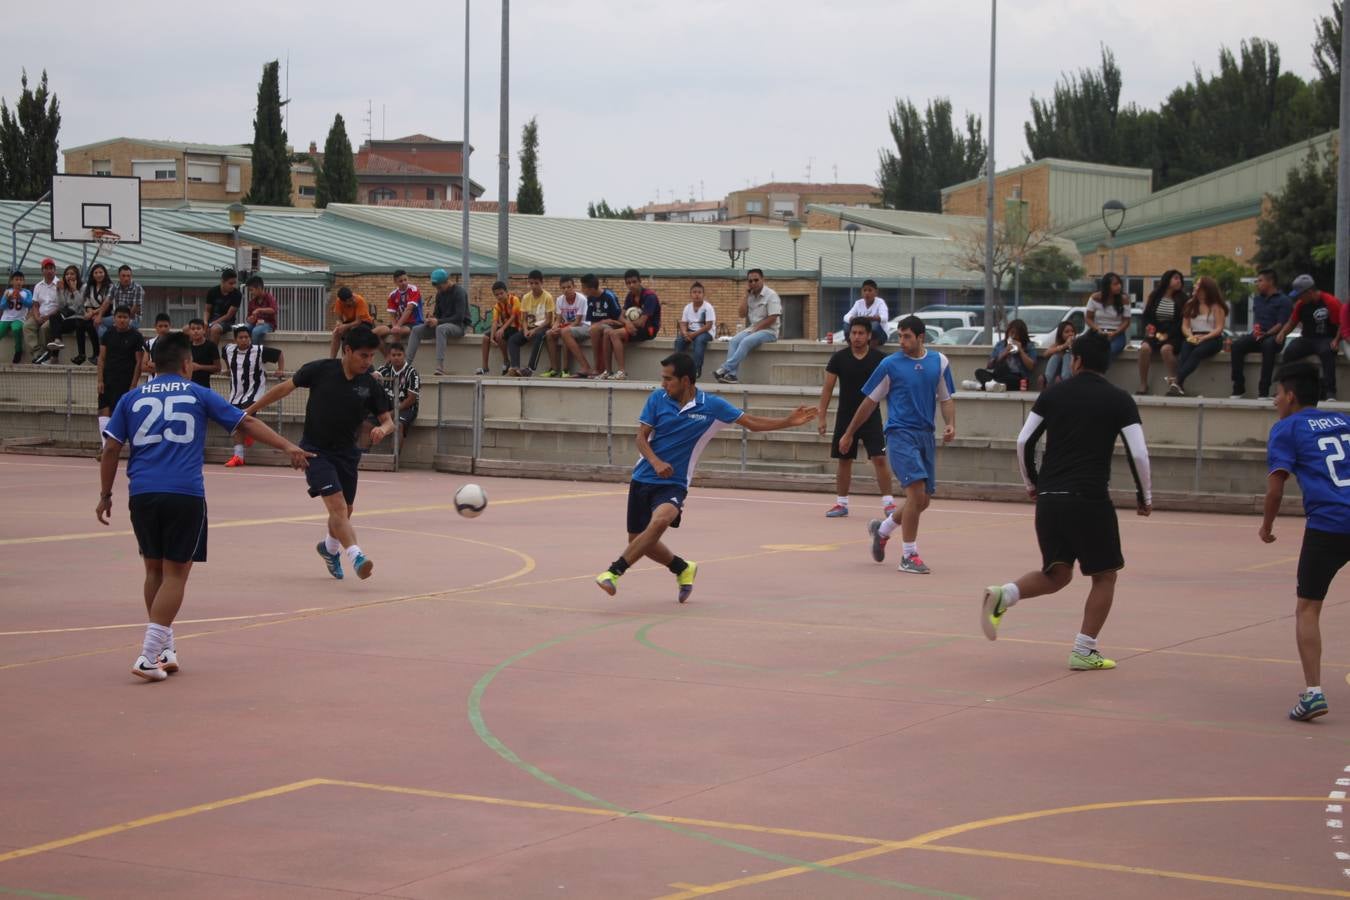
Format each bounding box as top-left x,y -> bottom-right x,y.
737,405 -> 816,433
235,416 -> 313,469
96,437 -> 124,524
1259,470 -> 1288,542
245,379 -> 297,417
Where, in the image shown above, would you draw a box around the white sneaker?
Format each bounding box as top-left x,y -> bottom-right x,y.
609,370 -> 627,381
987,382 -> 1007,393
960,379 -> 981,391
46,340 -> 64,351
132,655 -> 167,682
1228,394 -> 1243,400
158,647 -> 180,674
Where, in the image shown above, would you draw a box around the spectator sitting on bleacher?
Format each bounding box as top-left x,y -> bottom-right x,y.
563,273 -> 621,378
975,318 -> 1038,392
715,268 -> 781,385
587,273 -> 632,379
186,318 -> 221,388
1139,269 -> 1186,395
1231,268 -> 1293,399
478,281 -> 522,376
245,275 -> 278,344
82,263 -> 112,343
1040,320 -> 1076,388
224,323 -> 285,468
1171,276 -> 1229,397
143,313 -> 174,374
1,270 -> 31,364
409,268 -> 470,374
841,279 -> 890,347
28,258 -> 62,365
1278,274 -> 1342,401
508,269 -> 554,376
376,342 -> 420,440
51,264 -> 97,365
205,267 -> 241,343
543,275 -> 586,377
329,287 -> 389,358
673,281 -> 716,378
106,265 -> 144,333
386,269 -> 423,347
602,269 -> 660,381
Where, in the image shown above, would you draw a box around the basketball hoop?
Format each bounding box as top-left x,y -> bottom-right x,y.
91,228 -> 121,250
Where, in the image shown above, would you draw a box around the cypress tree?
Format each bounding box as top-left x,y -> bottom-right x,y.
516,117 -> 544,214
244,61 -> 292,206
315,114 -> 357,208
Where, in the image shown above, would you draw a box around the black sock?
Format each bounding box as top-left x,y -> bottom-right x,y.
609,558 -> 630,576
667,556 -> 688,575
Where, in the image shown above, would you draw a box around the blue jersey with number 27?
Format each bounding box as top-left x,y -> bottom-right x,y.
103,376 -> 246,497
1268,407 -> 1350,534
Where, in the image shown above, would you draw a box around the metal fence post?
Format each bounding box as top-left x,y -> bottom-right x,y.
64,367 -> 73,442
472,379 -> 484,462
606,386 -> 614,466
740,390 -> 748,472
435,382 -> 444,456
1193,400 -> 1205,495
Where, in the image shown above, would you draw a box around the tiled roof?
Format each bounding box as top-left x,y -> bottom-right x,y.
64,137 -> 253,157
737,182 -> 879,196
637,200 -> 724,214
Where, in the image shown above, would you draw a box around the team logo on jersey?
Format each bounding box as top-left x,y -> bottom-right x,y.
685,413 -> 707,422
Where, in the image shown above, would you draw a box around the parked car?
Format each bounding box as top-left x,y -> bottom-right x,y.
917,304 -> 988,327
931,326 -> 985,346
824,310 -> 966,344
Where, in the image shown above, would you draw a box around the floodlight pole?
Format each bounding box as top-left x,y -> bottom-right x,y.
1336,0 -> 1350,305
461,0 -> 472,287
981,0 -> 997,343
496,0 -> 510,282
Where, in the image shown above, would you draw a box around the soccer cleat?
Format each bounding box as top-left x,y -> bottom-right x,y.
132,655 -> 167,682
1069,650 -> 1116,670
825,503 -> 849,518
898,553 -> 931,575
224,455 -> 245,467
676,561 -> 698,603
316,542 -> 344,580
867,519 -> 888,562
883,502 -> 897,517
596,570 -> 620,596
354,553 -> 374,580
1290,691 -> 1329,721
158,647 -> 180,674
981,585 -> 1006,640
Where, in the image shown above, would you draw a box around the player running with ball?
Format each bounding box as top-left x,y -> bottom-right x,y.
596,352 -> 815,601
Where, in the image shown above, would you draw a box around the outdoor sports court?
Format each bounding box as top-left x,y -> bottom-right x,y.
4,453 -> 1350,899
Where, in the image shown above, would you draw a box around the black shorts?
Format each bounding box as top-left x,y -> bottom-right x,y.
129,492 -> 208,563
98,383 -> 133,413
303,442 -> 362,505
1297,527 -> 1350,601
1143,332 -> 1180,353
627,480 -> 686,535
831,418 -> 884,460
1035,494 -> 1122,575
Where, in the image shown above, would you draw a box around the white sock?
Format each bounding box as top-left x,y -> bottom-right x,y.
902,541 -> 917,556
98,416 -> 110,448
1073,633 -> 1096,656
836,496 -> 848,506
166,627 -> 175,651
1309,685 -> 1324,695
233,443 -> 246,458
1000,582 -> 1021,608
882,495 -> 895,508
141,623 -> 171,661
324,534 -> 342,555
878,517 -> 898,538
345,545 -> 363,563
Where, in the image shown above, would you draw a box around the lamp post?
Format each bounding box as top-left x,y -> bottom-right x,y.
844,222 -> 860,298
1096,243 -> 1109,279
227,202 -> 246,273
787,218 -> 803,269
1101,199 -> 1126,272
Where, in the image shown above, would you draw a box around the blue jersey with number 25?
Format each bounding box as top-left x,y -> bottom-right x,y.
103,376 -> 246,497
1268,408 -> 1350,534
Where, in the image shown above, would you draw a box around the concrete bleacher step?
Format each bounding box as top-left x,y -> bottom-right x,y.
769,364 -> 825,387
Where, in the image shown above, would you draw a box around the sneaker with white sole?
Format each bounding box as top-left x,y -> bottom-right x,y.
132,655 -> 167,682
825,503 -> 849,518
867,518 -> 888,562
353,553 -> 374,580
1068,649 -> 1116,670
158,647 -> 180,674
981,585 -> 1006,640
898,553 -> 931,574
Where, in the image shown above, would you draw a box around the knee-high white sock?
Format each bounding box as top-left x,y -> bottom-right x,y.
323,534 -> 342,555
166,626 -> 175,651
141,623 -> 171,661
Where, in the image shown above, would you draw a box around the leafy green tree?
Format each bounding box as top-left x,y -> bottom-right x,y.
1193,255 -> 1255,308
314,114 -> 357,209
1254,145 -> 1338,286
1313,1 -> 1343,128
0,70 -> 61,200
1019,245 -> 1085,293
244,61 -> 292,206
516,117 -> 544,215
878,97 -> 983,212
586,199 -> 636,219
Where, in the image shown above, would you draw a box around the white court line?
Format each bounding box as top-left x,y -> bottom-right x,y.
1,458 -> 396,484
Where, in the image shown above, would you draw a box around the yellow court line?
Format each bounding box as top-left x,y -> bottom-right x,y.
1240,553 -> 1301,572
0,608 -> 327,637
0,489 -> 624,546
0,779 -> 325,865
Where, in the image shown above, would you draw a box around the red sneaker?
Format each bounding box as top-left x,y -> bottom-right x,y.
224,455 -> 245,467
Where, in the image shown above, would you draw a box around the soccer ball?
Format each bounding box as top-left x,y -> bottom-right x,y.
624,306 -> 642,322
454,483 -> 488,518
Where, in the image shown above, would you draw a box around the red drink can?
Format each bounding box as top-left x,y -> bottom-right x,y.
1019,378 -> 1028,391
827,331 -> 834,344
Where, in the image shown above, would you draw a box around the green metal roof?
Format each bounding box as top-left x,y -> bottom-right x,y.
144,207 -> 494,271
64,137 -> 254,157
324,204 -> 1001,288
940,157 -> 1153,195
806,204 -> 985,238
1,201 -> 325,286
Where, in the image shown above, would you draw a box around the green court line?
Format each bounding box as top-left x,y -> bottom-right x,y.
0,886 -> 81,899
467,618 -> 974,899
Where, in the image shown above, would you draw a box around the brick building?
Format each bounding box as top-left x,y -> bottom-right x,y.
309,134 -> 486,207
635,200 -> 726,223
723,182 -> 881,225
940,158 -> 1153,234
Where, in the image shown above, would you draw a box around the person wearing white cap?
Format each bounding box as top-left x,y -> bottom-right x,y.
1277,274 -> 1342,401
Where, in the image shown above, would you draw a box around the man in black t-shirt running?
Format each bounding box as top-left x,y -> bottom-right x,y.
979,330 -> 1153,671
817,317 -> 894,518
246,325 -> 394,580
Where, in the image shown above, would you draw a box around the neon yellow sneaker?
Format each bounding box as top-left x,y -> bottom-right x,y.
981,586 -> 1005,641
596,570 -> 619,596
676,561 -> 698,603
1069,650 -> 1116,670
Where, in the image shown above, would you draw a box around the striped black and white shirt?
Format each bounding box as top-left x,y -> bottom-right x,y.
225,344 -> 282,406
376,361 -> 421,416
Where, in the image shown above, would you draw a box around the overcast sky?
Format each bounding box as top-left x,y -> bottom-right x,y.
5,0 -> 1337,216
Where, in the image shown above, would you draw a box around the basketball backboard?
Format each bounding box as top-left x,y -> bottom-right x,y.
50,174 -> 142,244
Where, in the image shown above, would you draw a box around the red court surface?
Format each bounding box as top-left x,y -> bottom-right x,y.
4,452 -> 1350,899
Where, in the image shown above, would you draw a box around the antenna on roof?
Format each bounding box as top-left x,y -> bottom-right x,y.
805,157 -> 813,182
363,100 -> 373,143
833,163 -> 838,182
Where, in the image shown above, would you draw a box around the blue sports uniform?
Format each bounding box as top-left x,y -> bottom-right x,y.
1268,407 -> 1350,600
627,388 -> 743,533
861,350 -> 954,494
103,375 -> 246,561
586,289 -> 622,323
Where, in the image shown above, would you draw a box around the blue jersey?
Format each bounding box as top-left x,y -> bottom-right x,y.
862,350 -> 954,434
103,376 -> 246,497
633,388 -> 743,486
1268,408 -> 1350,533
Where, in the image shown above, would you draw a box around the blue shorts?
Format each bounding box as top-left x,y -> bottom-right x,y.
887,429 -> 936,494
627,480 -> 687,534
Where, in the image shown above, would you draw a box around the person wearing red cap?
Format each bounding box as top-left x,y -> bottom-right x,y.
26,258 -> 62,364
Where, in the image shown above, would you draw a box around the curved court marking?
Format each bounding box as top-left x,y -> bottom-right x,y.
1327,763 -> 1350,879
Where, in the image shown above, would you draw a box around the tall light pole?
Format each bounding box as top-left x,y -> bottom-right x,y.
1101,199 -> 1126,273
460,0 -> 471,288
844,222 -> 860,299
1336,0 -> 1350,305
496,0 -> 510,283
787,218 -> 803,268
227,202 -> 246,273
982,0 -> 997,343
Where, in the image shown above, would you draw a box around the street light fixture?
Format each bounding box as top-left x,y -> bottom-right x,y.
787,218 -> 803,269
227,202 -> 247,272
843,222 -> 861,303
1101,199 -> 1126,272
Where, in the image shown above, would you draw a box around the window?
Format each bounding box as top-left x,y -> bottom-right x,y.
226,165 -> 241,193
298,185 -> 316,197
370,188 -> 397,203
426,187 -> 436,201
92,159 -> 112,176
745,200 -> 763,214
131,160 -> 177,182
772,200 -> 796,216
186,161 -> 220,183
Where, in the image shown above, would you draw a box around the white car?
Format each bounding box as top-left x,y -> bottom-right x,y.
825,310 -> 973,344
931,326 -> 985,346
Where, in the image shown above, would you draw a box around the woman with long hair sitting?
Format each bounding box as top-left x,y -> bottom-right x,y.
1170,275 -> 1228,397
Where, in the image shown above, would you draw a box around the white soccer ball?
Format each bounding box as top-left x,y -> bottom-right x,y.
454,483 -> 488,518
625,306 -> 642,322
